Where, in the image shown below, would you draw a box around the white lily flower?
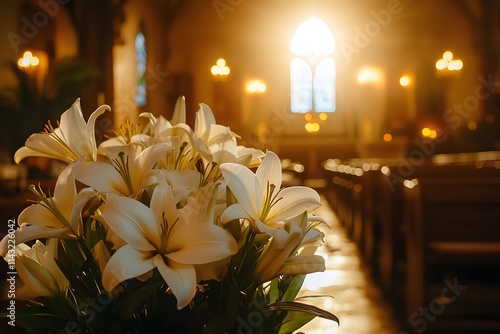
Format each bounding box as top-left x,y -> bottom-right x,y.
141,95 -> 186,132
15,98 -> 110,163
193,104 -> 241,167
219,150 -> 321,246
255,213 -> 325,283
170,95 -> 187,126
139,110 -> 197,171
76,143 -> 171,197
235,146 -> 265,169
15,239 -> 69,298
0,161 -> 96,257
100,182 -> 237,309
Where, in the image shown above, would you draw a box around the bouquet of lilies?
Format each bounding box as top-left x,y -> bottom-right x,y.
1,97 -> 338,333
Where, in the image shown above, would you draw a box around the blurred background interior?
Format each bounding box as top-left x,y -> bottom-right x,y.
0,0 -> 499,333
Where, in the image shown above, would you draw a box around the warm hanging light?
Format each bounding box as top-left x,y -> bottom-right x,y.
357,67 -> 382,84
18,51 -> 40,69
245,80 -> 266,94
399,75 -> 411,87
211,58 -> 230,77
436,51 -> 463,74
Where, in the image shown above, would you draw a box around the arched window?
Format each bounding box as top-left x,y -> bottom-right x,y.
135,30 -> 147,107
290,17 -> 335,113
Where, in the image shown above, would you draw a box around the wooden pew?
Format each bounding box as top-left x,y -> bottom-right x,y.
323,159 -> 365,246
374,163 -> 500,300
323,159 -> 388,271
402,176 -> 500,333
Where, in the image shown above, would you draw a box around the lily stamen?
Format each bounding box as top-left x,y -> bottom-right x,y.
112,151 -> 135,195
28,184 -> 72,231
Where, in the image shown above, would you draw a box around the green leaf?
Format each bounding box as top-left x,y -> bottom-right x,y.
202,279 -> 243,334
15,313 -> 70,333
282,275 -> 305,302
38,296 -> 78,322
1,301 -> 73,333
269,277 -> 280,304
265,301 -> 339,325
278,312 -> 315,334
54,257 -> 94,297
85,218 -> 106,250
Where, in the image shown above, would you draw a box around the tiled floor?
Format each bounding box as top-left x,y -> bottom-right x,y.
297,196 -> 401,334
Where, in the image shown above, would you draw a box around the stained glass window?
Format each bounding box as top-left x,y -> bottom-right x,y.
290,17 -> 335,113
314,58 -> 336,112
290,58 -> 313,113
135,30 -> 147,107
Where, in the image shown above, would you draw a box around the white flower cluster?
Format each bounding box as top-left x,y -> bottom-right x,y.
1,97 -> 325,311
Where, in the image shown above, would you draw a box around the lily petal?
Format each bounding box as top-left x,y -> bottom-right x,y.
102,244 -> 155,292
256,151 -> 282,191
0,225 -> 68,258
77,162 -> 130,195
16,254 -> 61,297
154,255 -> 196,309
195,103 -> 216,139
171,96 -> 186,125
15,134 -> 75,163
279,255 -> 326,276
53,159 -> 81,218
132,143 -> 172,189
267,187 -> 321,223
219,163 -> 262,217
99,196 -> 158,252
166,225 -> 237,265
220,203 -> 250,224
69,187 -> 98,236
14,138 -> 72,164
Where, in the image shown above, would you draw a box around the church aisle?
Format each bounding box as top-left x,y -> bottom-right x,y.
297,196 -> 401,334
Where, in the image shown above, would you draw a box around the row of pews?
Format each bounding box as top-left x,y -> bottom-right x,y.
321,151 -> 500,333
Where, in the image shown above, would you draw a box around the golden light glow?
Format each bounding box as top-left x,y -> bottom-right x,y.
443,51 -> 453,61
304,113 -> 313,121
245,80 -> 266,94
18,51 -> 40,69
383,133 -> 392,142
305,122 -> 320,133
290,16 -> 335,57
403,179 -> 418,189
216,58 -> 225,67
399,76 -> 410,87
422,127 -> 437,139
436,51 -> 463,72
211,58 -> 230,76
435,59 -> 447,70
468,121 -> 477,130
447,59 -> 463,71
357,68 -> 382,84
293,163 -> 305,173
319,113 -> 328,121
